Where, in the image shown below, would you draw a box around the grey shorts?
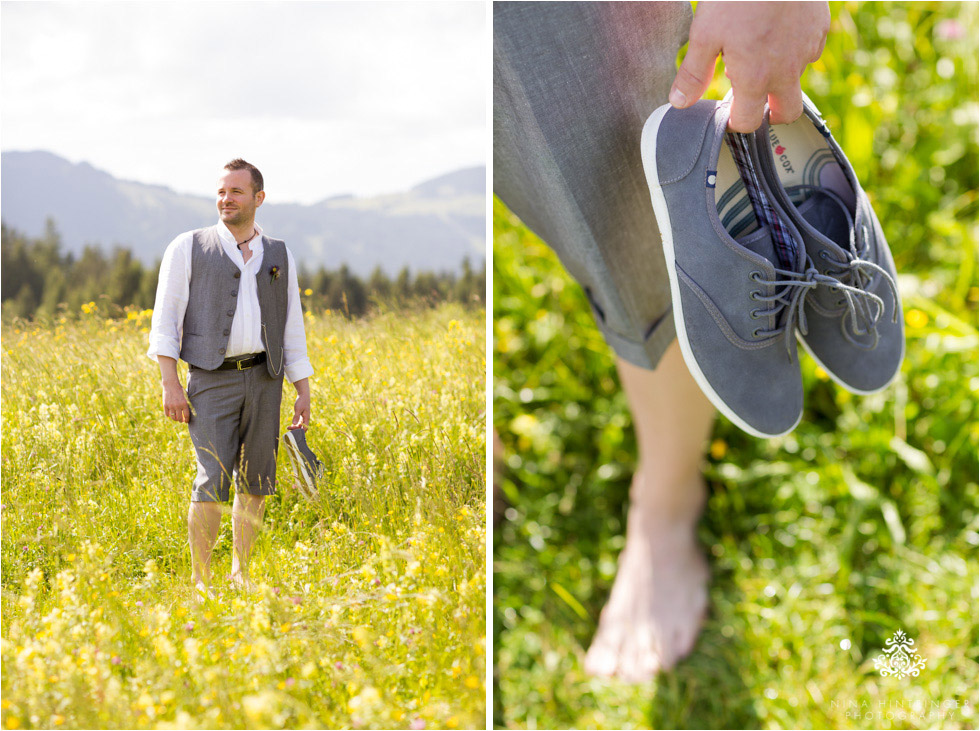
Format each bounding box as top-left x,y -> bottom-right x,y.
186,362 -> 284,502
493,1 -> 693,369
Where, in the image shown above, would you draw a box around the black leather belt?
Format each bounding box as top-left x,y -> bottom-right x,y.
195,352 -> 267,371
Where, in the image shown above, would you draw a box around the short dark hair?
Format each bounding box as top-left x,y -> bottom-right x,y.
223,158 -> 264,194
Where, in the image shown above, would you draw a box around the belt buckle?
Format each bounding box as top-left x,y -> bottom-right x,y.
236,358 -> 251,371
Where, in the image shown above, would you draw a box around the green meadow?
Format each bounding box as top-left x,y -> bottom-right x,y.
2,304 -> 486,729
494,2 -> 978,729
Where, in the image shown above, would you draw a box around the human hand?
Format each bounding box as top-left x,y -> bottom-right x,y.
290,392 -> 311,430
162,379 -> 190,423
669,1 -> 830,133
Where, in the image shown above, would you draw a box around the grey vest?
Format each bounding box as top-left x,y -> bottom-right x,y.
179,226 -> 288,378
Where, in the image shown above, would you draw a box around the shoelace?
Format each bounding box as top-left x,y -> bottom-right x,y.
786,185 -> 901,345
751,265 -> 885,358
303,452 -> 324,480
834,255 -> 901,348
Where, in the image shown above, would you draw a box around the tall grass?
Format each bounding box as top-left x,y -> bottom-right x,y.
2,303 -> 486,729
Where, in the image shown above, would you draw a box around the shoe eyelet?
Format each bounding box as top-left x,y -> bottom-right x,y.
749,271 -> 762,282
819,251 -> 829,261
749,291 -> 761,301
750,309 -> 763,320
752,328 -> 762,338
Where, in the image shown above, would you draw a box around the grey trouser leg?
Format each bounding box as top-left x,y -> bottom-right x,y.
186,365 -> 284,502
493,1 -> 693,369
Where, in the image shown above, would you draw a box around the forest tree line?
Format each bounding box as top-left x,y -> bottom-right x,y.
1,221 -> 486,322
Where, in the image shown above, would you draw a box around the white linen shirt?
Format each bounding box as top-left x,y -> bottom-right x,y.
147,221 -> 314,384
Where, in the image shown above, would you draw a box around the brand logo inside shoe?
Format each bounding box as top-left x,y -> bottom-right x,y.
768,128 -> 796,174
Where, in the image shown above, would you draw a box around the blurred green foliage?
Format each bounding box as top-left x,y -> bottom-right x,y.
493,2 -> 978,729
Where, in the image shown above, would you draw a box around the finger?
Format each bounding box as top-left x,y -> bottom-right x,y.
669,31 -> 721,109
811,33 -> 828,64
727,83 -> 768,133
809,7 -> 831,63
767,82 -> 804,126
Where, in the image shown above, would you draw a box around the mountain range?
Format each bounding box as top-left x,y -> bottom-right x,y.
0,151 -> 485,275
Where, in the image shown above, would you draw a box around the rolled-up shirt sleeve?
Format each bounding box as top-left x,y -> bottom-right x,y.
146,233 -> 192,362
283,247 -> 314,384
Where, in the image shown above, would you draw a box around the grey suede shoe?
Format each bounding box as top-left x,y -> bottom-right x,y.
641,99 -> 822,438
750,93 -> 904,394
282,429 -> 323,500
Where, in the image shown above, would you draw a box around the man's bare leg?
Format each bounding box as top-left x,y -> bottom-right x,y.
188,500 -> 222,600
230,492 -> 265,591
584,340 -> 716,681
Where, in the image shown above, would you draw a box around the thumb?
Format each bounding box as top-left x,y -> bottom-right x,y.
669,33 -> 720,109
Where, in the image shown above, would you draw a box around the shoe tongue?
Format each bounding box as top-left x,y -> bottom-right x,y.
736,226 -> 779,267
797,189 -> 853,250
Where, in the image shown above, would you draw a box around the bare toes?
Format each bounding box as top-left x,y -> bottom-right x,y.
584,625 -> 623,676
620,627 -> 663,681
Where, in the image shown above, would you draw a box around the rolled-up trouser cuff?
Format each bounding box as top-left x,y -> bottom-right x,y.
590,302 -> 677,371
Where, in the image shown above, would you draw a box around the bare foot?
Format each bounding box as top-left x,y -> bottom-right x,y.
193,581 -> 215,604
584,472 -> 710,682
229,573 -> 253,594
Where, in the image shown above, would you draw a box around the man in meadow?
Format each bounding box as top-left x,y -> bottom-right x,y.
147,158 -> 313,599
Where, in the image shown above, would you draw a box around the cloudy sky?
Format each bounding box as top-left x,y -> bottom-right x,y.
1,1 -> 487,204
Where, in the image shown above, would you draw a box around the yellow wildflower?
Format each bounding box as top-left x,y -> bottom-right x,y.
905,308 -> 928,329
352,626 -> 372,648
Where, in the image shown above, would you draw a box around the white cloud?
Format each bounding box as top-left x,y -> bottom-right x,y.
0,0 -> 487,203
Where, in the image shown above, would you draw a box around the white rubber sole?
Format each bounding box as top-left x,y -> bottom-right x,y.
283,432 -> 317,499
640,104 -> 797,439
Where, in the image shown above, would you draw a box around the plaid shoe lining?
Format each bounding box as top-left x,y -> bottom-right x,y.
724,131 -> 800,271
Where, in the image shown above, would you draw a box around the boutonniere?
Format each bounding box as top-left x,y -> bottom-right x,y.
269,265 -> 281,283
